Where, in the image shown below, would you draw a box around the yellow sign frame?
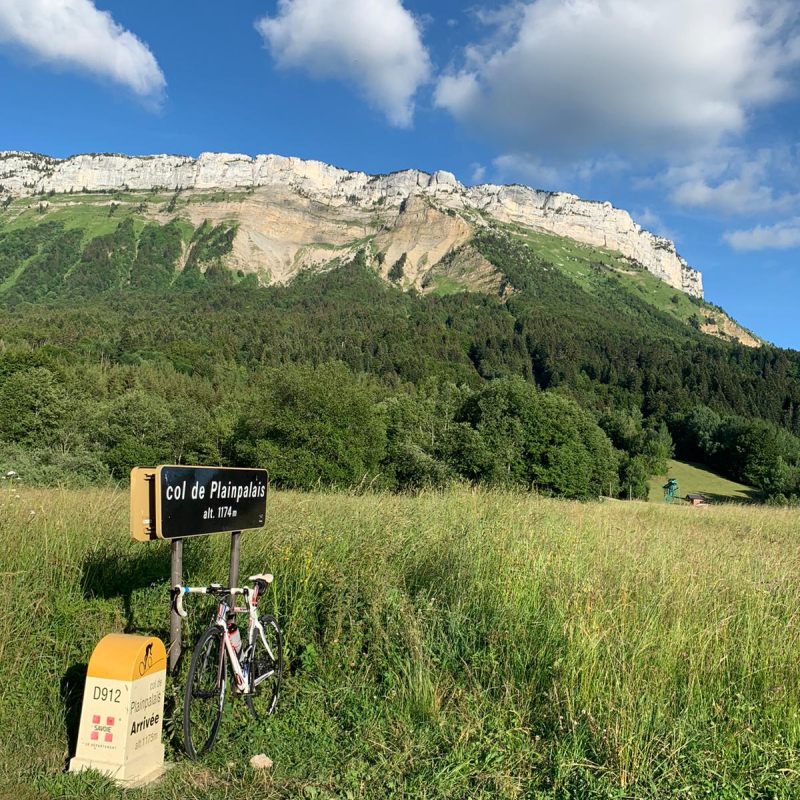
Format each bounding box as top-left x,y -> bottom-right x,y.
130,467 -> 157,541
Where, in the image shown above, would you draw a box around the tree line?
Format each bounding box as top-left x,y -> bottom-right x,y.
0,218 -> 797,501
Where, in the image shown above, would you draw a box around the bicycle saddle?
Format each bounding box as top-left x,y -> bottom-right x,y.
249,573 -> 274,584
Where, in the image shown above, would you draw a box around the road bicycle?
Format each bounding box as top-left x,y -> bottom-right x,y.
174,573 -> 283,759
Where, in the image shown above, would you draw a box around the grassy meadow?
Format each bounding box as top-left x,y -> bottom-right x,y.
2,486 -> 800,799
648,460 -> 756,504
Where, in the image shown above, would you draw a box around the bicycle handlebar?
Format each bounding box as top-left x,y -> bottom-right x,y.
173,584 -> 247,618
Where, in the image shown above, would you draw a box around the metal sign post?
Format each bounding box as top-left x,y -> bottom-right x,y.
228,531 -> 241,608
167,531 -> 242,673
169,539 -> 183,674
130,466 -> 268,674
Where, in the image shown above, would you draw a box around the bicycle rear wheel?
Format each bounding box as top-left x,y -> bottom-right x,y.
183,626 -> 227,759
245,614 -> 283,721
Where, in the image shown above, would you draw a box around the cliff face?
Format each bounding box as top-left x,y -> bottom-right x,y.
0,151 -> 703,297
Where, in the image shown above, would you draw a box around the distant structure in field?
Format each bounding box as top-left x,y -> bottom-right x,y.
663,478 -> 680,504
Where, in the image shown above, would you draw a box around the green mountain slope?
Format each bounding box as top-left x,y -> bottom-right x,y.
0,189 -> 753,346
0,190 -> 797,502
502,225 -> 759,346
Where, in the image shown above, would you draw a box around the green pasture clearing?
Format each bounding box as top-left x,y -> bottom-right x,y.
649,459 -> 757,504
2,486 -> 799,799
42,191 -> 171,205
0,201 -> 143,241
184,190 -> 252,205
424,275 -> 468,296
170,218 -> 195,245
502,224 -> 722,327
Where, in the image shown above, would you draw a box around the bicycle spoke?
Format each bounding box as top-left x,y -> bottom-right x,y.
184,627 -> 226,759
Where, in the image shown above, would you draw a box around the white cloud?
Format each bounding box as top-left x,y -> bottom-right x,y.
647,147 -> 800,215
724,219 -> 800,250
493,153 -> 563,188
0,0 -> 165,99
470,162 -> 486,183
671,175 -> 798,215
633,207 -> 677,241
471,3 -> 528,34
492,152 -> 627,191
434,0 -> 800,157
256,0 -> 431,127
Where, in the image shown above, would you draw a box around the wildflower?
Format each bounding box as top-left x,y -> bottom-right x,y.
6,471 -> 16,477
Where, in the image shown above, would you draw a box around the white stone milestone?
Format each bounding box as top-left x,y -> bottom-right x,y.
70,633 -> 167,787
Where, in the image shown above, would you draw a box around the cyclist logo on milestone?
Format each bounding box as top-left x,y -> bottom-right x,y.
139,642 -> 154,676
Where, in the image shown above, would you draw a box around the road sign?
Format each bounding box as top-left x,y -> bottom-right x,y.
70,634 -> 167,787
130,466 -> 268,541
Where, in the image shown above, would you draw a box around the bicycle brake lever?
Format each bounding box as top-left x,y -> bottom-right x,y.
173,586 -> 188,618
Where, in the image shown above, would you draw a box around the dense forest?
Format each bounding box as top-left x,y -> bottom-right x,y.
0,214 -> 798,503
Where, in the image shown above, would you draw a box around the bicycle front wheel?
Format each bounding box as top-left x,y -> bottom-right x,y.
245,614 -> 283,721
183,626 -> 227,759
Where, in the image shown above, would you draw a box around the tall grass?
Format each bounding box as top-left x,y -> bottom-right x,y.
1,486 -> 799,798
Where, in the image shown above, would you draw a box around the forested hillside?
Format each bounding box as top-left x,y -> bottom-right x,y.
0,210 -> 798,502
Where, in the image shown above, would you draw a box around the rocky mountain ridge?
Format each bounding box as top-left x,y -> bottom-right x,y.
0,150 -> 703,297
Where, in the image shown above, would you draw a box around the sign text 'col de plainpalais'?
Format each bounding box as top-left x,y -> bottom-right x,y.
130,466 -> 268,541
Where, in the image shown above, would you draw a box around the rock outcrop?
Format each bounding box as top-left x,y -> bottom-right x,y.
0,150 -> 703,297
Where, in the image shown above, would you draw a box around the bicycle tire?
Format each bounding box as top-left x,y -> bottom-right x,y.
245,614 -> 283,721
183,626 -> 227,759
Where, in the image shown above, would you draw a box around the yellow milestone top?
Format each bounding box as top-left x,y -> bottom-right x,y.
87,633 -> 167,682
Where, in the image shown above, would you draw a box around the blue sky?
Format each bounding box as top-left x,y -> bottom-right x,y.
0,0 -> 798,350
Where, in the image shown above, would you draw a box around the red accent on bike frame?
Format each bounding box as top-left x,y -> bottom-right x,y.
227,628 -> 244,687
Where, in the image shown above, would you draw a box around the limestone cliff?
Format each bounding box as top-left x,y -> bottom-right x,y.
0,150 -> 703,297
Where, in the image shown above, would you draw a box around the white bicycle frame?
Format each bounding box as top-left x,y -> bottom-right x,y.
175,582 -> 278,694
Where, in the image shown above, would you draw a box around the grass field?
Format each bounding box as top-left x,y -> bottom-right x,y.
649,460 -> 757,504
2,486 -> 799,799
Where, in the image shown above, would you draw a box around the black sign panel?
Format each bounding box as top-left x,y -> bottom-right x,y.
157,466 -> 268,539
